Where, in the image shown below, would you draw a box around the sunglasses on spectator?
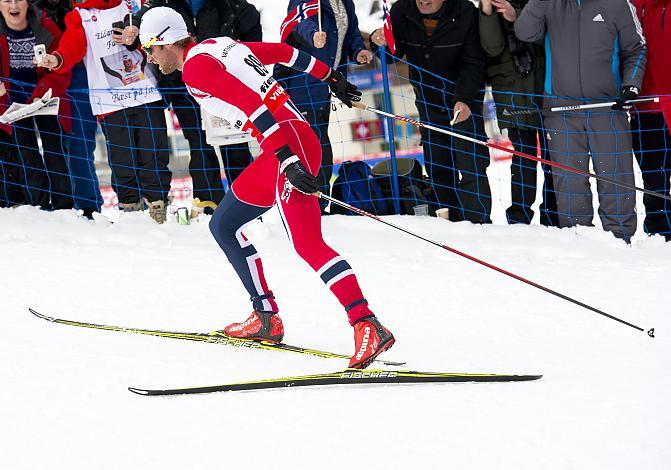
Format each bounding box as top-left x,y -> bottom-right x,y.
141,26 -> 170,54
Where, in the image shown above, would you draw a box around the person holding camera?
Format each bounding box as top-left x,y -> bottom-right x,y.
0,0 -> 74,210
515,0 -> 646,242
479,0 -> 558,226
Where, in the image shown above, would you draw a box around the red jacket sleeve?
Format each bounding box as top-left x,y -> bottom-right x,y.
182,53 -> 294,153
31,15 -> 72,101
244,42 -> 331,80
51,10 -> 87,74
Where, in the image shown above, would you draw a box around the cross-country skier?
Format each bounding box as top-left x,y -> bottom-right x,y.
137,7 -> 394,369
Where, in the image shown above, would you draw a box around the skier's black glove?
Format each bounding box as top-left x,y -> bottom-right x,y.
324,69 -> 362,108
612,85 -> 639,110
275,145 -> 319,195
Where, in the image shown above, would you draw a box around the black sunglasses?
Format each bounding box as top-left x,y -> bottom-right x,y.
141,26 -> 171,54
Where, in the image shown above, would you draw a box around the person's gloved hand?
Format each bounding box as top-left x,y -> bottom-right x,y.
283,160 -> 319,195
276,146 -> 319,195
613,86 -> 640,110
324,70 -> 362,107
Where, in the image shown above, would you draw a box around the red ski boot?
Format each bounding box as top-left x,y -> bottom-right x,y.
348,316 -> 395,369
220,311 -> 284,343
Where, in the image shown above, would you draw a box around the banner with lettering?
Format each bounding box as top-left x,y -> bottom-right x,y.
77,0 -> 162,115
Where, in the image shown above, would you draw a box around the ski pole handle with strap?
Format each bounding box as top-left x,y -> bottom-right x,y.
502,97 -> 660,117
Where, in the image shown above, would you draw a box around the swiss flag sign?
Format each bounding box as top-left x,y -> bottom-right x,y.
351,120 -> 382,141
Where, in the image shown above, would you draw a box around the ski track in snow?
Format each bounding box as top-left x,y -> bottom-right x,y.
1,205 -> 669,469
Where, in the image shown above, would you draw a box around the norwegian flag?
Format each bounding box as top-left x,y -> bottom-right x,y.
280,0 -> 321,43
382,0 -> 396,54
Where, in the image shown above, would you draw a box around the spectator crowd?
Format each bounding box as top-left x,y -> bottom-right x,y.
0,0 -> 669,243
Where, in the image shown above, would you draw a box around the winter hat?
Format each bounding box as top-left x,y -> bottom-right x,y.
140,7 -> 189,48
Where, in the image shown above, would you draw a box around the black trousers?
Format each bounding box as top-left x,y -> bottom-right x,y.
9,115 -> 74,210
100,102 -> 172,204
300,105 -> 333,211
160,71 -> 251,202
0,130 -> 21,207
506,127 -> 559,226
418,105 -> 492,223
631,111 -> 671,236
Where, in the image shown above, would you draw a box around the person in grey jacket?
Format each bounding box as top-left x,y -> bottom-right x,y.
515,0 -> 647,242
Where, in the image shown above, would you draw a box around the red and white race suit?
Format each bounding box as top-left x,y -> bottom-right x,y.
182,38 -> 374,325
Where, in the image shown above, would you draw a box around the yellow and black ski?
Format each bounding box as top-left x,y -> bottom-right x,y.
28,308 -> 405,366
128,369 -> 543,396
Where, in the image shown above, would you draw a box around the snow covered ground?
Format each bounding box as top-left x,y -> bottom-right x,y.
1,200 -> 669,469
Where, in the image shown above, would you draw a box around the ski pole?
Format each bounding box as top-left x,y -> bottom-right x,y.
351,101 -> 671,203
317,192 -> 655,338
502,97 -> 660,116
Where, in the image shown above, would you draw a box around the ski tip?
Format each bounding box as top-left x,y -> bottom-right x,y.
28,307 -> 55,321
128,387 -> 151,396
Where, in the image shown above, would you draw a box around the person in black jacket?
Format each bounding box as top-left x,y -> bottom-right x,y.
371,0 -> 491,223
121,0 -> 262,212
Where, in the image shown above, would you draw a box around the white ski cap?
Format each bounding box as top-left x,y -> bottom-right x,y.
140,7 -> 189,49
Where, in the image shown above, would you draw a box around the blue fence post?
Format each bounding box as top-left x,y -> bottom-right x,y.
378,46 -> 401,215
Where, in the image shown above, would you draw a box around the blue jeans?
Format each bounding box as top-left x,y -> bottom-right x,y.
67,64 -> 103,211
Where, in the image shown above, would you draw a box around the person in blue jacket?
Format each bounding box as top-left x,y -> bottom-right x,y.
274,0 -> 372,212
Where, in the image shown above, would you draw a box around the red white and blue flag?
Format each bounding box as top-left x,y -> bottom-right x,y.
382,0 -> 396,54
280,0 -> 321,43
